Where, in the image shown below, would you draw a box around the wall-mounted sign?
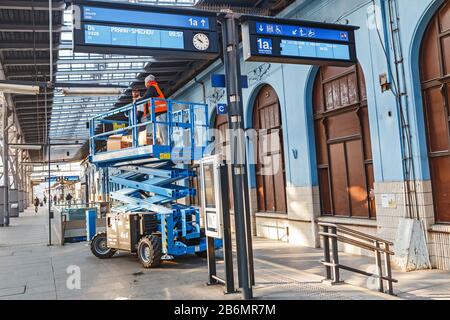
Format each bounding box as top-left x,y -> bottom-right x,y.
242,17 -> 358,66
73,0 -> 220,59
217,104 -> 228,115
381,194 -> 397,209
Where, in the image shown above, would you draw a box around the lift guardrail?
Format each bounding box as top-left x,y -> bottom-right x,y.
318,222 -> 398,295
89,98 -> 209,165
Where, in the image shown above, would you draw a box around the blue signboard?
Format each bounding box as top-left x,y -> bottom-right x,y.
73,0 -> 219,59
217,104 -> 228,115
242,18 -> 358,66
83,6 -> 211,30
255,22 -> 349,42
211,74 -> 249,88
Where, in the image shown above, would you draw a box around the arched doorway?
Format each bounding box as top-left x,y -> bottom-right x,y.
253,85 -> 287,213
313,64 -> 376,218
420,0 -> 450,223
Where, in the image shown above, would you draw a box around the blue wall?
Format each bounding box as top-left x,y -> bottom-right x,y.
172,0 -> 442,189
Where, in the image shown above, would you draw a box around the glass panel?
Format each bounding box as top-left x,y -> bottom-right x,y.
203,163 -> 216,208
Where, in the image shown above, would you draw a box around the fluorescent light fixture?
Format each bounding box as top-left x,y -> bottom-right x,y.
61,88 -> 124,97
9,144 -> 42,150
0,83 -> 40,95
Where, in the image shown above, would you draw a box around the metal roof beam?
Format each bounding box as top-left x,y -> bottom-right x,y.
56,68 -> 146,76
0,1 -> 66,11
3,59 -> 56,66
0,24 -> 63,33
0,42 -> 62,51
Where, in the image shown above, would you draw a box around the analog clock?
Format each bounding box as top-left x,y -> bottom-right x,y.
193,33 -> 210,51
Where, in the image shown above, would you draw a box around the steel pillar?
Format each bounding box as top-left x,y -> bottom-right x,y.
220,12 -> 254,300
2,100 -> 9,226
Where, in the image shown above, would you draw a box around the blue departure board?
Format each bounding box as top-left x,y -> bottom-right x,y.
73,0 -> 220,58
83,6 -> 211,30
243,18 -> 358,66
84,24 -> 185,50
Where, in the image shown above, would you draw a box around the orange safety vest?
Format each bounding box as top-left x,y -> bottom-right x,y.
143,81 -> 168,118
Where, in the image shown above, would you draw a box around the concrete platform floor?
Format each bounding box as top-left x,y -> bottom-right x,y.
0,206 -> 449,300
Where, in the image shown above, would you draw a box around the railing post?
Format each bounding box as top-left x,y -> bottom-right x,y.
383,242 -> 394,295
330,226 -> 340,283
322,225 -> 332,280
374,240 -> 384,293
131,103 -> 138,148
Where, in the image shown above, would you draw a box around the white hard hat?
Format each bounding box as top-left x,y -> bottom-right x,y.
145,74 -> 156,83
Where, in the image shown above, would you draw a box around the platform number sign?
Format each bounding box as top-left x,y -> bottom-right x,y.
217,104 -> 228,115
257,38 -> 273,55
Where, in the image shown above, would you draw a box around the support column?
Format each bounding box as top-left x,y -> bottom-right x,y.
221,12 -> 254,300
2,100 -> 9,226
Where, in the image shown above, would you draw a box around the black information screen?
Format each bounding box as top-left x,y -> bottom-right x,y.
242,17 -> 358,66
73,0 -> 220,59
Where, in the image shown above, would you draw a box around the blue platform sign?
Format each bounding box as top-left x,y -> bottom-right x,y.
211,74 -> 249,89
73,0 -> 219,59
217,104 -> 228,115
242,17 -> 358,67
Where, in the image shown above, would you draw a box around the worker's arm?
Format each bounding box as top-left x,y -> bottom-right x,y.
137,86 -> 158,102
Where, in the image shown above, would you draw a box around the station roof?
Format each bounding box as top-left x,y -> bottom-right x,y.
0,0 -> 65,160
0,0 -> 294,162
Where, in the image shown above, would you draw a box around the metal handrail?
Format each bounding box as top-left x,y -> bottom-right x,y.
89,98 -> 209,160
318,222 -> 397,295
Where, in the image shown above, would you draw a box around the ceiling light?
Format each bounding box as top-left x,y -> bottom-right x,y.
61,88 -> 124,97
9,144 -> 42,150
0,83 -> 40,95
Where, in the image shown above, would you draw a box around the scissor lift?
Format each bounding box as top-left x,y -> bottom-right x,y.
88,98 -> 221,267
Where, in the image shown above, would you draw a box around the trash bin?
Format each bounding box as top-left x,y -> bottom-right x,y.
9,189 -> 19,218
0,186 -> 4,225
18,190 -> 24,213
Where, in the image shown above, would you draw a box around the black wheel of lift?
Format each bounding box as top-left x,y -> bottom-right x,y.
137,234 -> 162,268
90,231 -> 116,259
195,251 -> 208,258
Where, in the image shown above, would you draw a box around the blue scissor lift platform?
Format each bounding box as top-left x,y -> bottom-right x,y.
89,98 -> 221,262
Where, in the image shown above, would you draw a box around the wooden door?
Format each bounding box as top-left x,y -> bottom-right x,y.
253,85 -> 287,213
314,65 -> 376,218
420,0 -> 450,223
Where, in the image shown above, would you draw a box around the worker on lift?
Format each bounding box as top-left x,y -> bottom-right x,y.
137,74 -> 168,145
132,89 -> 144,123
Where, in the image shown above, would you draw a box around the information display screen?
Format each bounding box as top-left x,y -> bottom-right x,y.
84,25 -> 185,50
242,17 -> 358,66
73,0 -> 219,59
83,6 -> 212,30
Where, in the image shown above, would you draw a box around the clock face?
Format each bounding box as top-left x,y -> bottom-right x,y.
193,33 -> 210,51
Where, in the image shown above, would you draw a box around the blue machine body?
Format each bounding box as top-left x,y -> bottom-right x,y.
89,98 -> 222,256
85,209 -> 97,241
